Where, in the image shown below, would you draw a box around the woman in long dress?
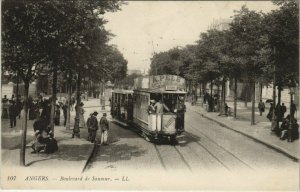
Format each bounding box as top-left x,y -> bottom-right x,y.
78,102 -> 86,128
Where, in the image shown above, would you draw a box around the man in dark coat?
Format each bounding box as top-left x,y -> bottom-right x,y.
280,103 -> 287,121
9,100 -> 18,128
175,97 -> 186,132
87,111 -> 99,143
291,100 -> 297,118
258,100 -> 265,116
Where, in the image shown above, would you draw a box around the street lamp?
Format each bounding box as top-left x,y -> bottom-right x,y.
288,81 -> 296,142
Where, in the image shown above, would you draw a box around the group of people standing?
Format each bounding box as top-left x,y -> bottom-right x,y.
203,92 -> 219,112
259,99 -> 299,142
87,112 -> 110,145
2,94 -> 23,129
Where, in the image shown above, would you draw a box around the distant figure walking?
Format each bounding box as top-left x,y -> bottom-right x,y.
258,100 -> 265,116
99,113 -> 109,145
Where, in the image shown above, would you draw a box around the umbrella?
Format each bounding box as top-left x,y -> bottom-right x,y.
266,99 -> 273,103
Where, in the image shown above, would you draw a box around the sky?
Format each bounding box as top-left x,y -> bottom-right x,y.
103,1 -> 278,73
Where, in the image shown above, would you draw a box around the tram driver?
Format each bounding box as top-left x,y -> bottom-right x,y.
175,96 -> 186,132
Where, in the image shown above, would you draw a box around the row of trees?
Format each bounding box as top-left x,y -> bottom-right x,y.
149,1 -> 299,125
2,0 -> 127,166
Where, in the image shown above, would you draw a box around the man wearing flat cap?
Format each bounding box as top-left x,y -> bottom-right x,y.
87,111 -> 98,143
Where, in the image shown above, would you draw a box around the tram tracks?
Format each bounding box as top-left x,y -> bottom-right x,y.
184,117 -> 255,171
153,143 -> 193,172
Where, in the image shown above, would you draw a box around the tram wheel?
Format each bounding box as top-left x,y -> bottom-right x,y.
170,136 -> 178,145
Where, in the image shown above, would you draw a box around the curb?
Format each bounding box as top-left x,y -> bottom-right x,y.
82,143 -> 99,173
192,109 -> 299,162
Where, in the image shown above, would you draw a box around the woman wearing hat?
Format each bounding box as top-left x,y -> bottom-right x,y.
78,102 -> 86,128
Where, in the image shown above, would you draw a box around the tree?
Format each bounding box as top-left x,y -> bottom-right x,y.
229,6 -> 266,125
264,0 -> 299,101
2,0 -> 124,165
2,0 -> 50,166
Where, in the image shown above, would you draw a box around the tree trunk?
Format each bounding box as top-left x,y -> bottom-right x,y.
199,82 -> 202,97
251,81 -> 255,125
20,81 -> 29,166
16,71 -> 19,102
277,85 -> 282,105
244,82 -> 248,107
217,81 -> 220,112
234,76 -> 237,119
260,82 -> 263,101
73,71 -> 81,137
66,70 -> 72,130
219,78 -> 226,116
50,63 -> 58,135
210,80 -> 213,96
272,74 -> 277,131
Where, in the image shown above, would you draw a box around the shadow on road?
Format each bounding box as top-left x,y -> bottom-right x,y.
94,143 -> 146,163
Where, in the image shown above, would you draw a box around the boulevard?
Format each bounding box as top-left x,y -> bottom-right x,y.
1,1 -> 299,190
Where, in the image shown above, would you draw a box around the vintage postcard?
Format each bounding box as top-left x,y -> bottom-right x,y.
1,1 -> 299,191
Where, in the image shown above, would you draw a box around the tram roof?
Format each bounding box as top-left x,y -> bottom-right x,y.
112,89 -> 134,94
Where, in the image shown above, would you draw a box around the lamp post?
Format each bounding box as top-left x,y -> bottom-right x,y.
288,82 -> 296,142
101,82 -> 105,110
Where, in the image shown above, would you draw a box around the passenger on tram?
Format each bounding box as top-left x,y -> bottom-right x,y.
154,99 -> 170,114
147,100 -> 156,114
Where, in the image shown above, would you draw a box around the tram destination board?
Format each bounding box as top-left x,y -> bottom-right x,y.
134,75 -> 185,91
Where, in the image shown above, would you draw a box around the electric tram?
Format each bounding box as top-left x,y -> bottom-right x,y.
111,75 -> 186,143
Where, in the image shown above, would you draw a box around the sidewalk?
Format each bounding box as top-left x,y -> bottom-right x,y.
2,126 -> 94,172
188,101 -> 300,161
1,98 -> 105,171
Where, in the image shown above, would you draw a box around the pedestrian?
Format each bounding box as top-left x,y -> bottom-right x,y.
258,100 -> 265,116
78,102 -> 86,128
224,103 -> 231,116
16,98 -> 23,119
62,103 -> 68,126
54,105 -> 61,126
41,99 -> 51,126
291,100 -> 297,118
275,103 -> 281,121
147,100 -> 156,114
87,111 -> 99,143
208,96 -> 214,112
280,103 -> 287,121
8,100 -> 18,128
267,103 -> 274,121
70,96 -> 75,111
99,113 -> 109,145
2,95 -> 9,119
